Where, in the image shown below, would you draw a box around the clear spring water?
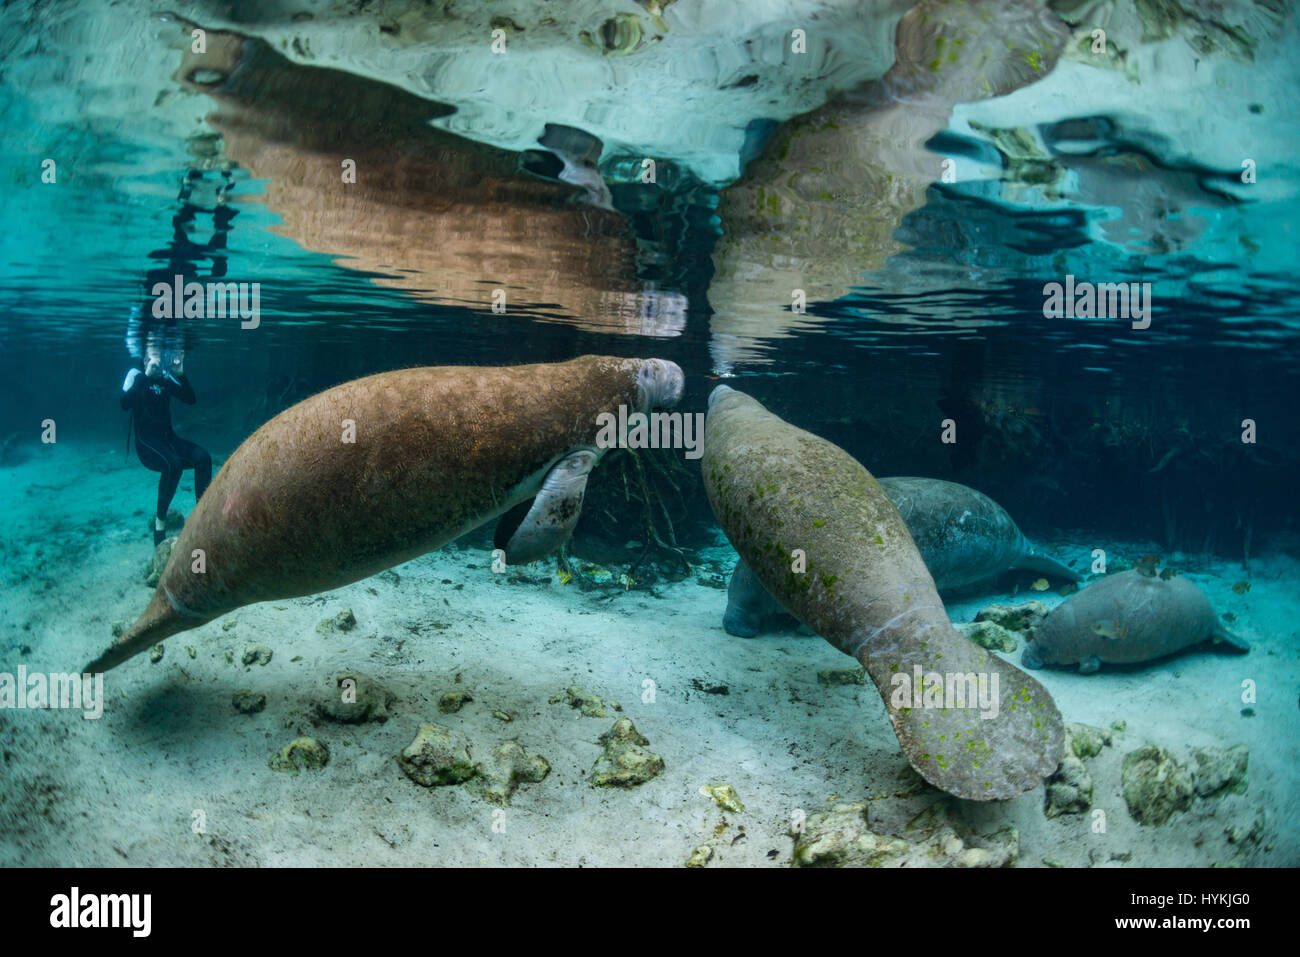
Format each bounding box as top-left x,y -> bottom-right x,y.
0,1 -> 1295,869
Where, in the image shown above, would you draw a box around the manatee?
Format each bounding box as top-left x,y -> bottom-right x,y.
85,356 -> 683,673
722,476 -> 1078,637
881,477 -> 1079,589
1022,570 -> 1249,674
703,386 -> 1063,800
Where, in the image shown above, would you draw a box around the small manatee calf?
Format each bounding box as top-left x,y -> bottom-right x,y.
86,356 -> 683,673
1022,569 -> 1249,673
722,476 -> 1078,637
703,385 -> 1063,801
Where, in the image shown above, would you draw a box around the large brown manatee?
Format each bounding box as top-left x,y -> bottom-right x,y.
87,356 -> 683,673
702,385 -> 1063,800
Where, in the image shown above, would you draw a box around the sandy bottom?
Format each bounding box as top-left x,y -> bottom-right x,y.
1,441 -> 1296,867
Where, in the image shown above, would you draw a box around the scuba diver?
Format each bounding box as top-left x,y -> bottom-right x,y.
121,168 -> 234,547
121,320 -> 212,546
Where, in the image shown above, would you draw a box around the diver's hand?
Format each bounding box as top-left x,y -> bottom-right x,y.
122,368 -> 141,392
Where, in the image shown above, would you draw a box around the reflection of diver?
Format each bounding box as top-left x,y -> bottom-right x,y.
145,168 -> 236,292
121,318 -> 212,546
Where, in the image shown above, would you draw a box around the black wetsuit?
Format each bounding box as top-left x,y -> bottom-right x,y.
121,369 -> 212,541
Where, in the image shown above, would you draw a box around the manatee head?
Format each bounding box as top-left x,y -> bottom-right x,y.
637,358 -> 685,410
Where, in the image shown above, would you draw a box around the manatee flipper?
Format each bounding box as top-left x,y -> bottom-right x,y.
1011,547 -> 1081,582
1078,655 -> 1101,675
723,560 -> 785,637
1210,624 -> 1250,653
537,123 -> 613,209
493,451 -> 596,564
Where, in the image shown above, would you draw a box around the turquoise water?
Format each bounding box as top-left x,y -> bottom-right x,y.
0,2 -> 1296,868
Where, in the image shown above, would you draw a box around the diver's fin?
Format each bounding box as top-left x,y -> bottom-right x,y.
82,588 -> 190,673
494,451 -> 597,565
1012,548 -> 1081,582
1210,624 -> 1250,654
536,123 -> 613,209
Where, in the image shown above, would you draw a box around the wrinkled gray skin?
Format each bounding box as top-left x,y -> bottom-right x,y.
703,385 -> 1063,801
1023,569 -> 1249,674
723,476 -> 1078,637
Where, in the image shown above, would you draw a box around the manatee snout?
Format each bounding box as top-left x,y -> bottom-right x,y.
638,358 -> 685,409
707,384 -> 736,409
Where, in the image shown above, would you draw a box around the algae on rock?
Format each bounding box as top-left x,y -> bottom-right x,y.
551,686 -> 621,718
590,718 -> 664,788
1121,745 -> 1194,825
791,802 -> 1017,868
956,620 -> 1019,653
316,670 -> 395,724
269,737 -> 330,774
398,724 -> 477,787
974,600 -> 1051,634
477,741 -> 551,806
1191,745 -> 1249,797
1044,724 -> 1107,818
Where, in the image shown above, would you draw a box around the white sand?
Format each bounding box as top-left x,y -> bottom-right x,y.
0,441 -> 1294,867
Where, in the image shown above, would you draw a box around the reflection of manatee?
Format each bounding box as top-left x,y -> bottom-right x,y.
708,0 -> 1069,370
1023,569 -> 1249,674
173,27 -> 683,336
703,385 -> 1063,800
723,476 -> 1077,637
86,357 -> 684,673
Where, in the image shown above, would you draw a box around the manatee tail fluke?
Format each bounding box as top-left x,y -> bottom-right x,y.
83,590 -> 191,674
859,621 -> 1065,801
1013,549 -> 1081,582
1211,625 -> 1251,654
